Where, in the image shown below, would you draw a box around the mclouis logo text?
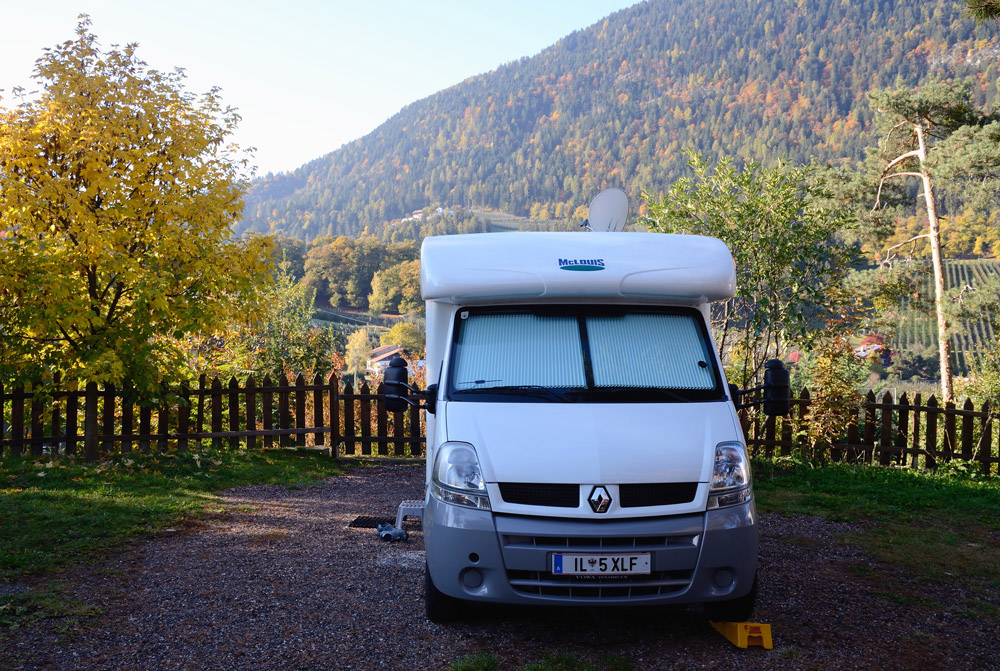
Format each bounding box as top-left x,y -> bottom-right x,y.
558,258 -> 606,271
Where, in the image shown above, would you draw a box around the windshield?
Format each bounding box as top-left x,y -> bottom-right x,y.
448,306 -> 722,403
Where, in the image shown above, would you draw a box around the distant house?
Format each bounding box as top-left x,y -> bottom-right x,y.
367,345 -> 408,375
854,343 -> 883,358
367,345 -> 425,376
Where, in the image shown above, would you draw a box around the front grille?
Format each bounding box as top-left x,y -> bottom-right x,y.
499,483 -> 578,507
619,483 -> 698,507
507,568 -> 693,599
501,530 -> 699,600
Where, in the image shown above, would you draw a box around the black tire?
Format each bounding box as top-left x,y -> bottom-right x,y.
702,572 -> 758,622
425,563 -> 464,623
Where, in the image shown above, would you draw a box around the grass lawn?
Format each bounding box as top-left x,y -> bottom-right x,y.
751,457 -> 1000,592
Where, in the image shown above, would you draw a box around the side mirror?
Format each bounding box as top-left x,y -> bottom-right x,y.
762,359 -> 790,416
383,355 -> 410,413
383,355 -> 438,414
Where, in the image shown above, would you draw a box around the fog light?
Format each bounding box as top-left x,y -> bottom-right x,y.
461,568 -> 483,589
713,568 -> 734,588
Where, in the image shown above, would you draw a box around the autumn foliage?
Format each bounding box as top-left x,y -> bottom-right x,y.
0,19 -> 272,393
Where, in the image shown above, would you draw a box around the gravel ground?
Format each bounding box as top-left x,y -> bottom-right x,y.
2,464 -> 998,671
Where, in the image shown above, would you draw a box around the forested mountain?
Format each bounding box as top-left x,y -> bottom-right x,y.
238,0 -> 1000,241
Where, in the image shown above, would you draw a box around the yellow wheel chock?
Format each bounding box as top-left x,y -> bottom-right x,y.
710,621 -> 773,649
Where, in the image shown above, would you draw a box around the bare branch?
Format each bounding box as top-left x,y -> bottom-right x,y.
884,234 -> 931,252
881,150 -> 921,176
883,235 -> 932,263
873,170 -> 925,211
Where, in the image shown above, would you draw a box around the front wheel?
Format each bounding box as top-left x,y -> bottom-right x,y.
425,563 -> 464,623
702,572 -> 758,622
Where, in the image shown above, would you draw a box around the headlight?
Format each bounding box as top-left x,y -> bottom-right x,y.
431,442 -> 490,510
708,441 -> 752,510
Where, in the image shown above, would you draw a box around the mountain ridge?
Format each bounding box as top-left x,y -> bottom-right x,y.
238,0 -> 999,241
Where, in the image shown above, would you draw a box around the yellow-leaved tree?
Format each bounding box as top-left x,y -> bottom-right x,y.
0,18 -> 272,394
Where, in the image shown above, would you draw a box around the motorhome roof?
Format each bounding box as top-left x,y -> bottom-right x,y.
420,232 -> 735,305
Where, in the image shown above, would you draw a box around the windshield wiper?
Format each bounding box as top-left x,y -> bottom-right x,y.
590,386 -> 694,403
456,385 -> 572,402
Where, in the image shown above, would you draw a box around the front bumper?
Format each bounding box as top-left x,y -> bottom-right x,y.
423,494 -> 758,606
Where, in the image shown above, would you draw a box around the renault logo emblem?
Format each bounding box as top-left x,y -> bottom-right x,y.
588,486 -> 612,514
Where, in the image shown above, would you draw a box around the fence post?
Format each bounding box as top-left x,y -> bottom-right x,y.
295,374 -> 306,448
158,386 -> 169,453
84,381 -> 99,461
842,387 -> 859,463
796,389 -> 811,461
910,393 -> 922,469
262,375 -> 274,448
121,383 -> 135,454
30,383 -> 43,458
229,377 -> 241,451
878,391 -> 893,466
895,393 -> 910,467
50,375 -> 63,456
861,391 -> 876,464
138,399 -> 152,454
342,380 -> 355,456
101,383 -> 116,456
960,398 -> 975,462
359,381 -> 372,456
944,399 -> 957,463
245,376 -> 257,451
329,373 -> 340,459
178,382 -> 190,452
278,374 -> 291,447
65,380 -> 79,455
196,374 -> 207,439
408,399 -> 422,457
391,401 -> 406,458
312,373 -> 324,447
211,377 -> 223,450
763,412 -> 777,457
376,382 -> 389,456
926,396 -> 939,470
780,403 -> 793,459
10,384 -> 24,459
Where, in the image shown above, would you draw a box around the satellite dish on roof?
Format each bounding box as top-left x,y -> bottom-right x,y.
586,188 -> 629,232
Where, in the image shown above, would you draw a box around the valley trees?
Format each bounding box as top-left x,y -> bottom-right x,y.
302,236 -> 417,309
368,259 -> 422,316
379,322 -> 425,353
0,19 -> 272,392
201,261 -> 343,381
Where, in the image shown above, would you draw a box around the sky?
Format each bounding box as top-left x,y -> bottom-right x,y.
1,0 -> 640,176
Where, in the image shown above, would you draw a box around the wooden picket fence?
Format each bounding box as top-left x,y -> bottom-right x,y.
743,389 -> 999,474
0,373 -> 424,461
2,379 -> 998,475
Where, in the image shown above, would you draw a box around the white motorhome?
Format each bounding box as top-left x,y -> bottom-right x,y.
385,209 -> 789,622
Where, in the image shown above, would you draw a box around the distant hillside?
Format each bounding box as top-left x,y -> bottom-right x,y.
239,0 -> 1000,241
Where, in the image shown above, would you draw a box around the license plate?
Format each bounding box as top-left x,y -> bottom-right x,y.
552,553 -> 651,576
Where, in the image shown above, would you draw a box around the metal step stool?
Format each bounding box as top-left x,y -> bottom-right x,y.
396,499 -> 424,530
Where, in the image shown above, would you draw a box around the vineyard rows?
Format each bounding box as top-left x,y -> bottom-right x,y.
893,259 -> 1000,375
